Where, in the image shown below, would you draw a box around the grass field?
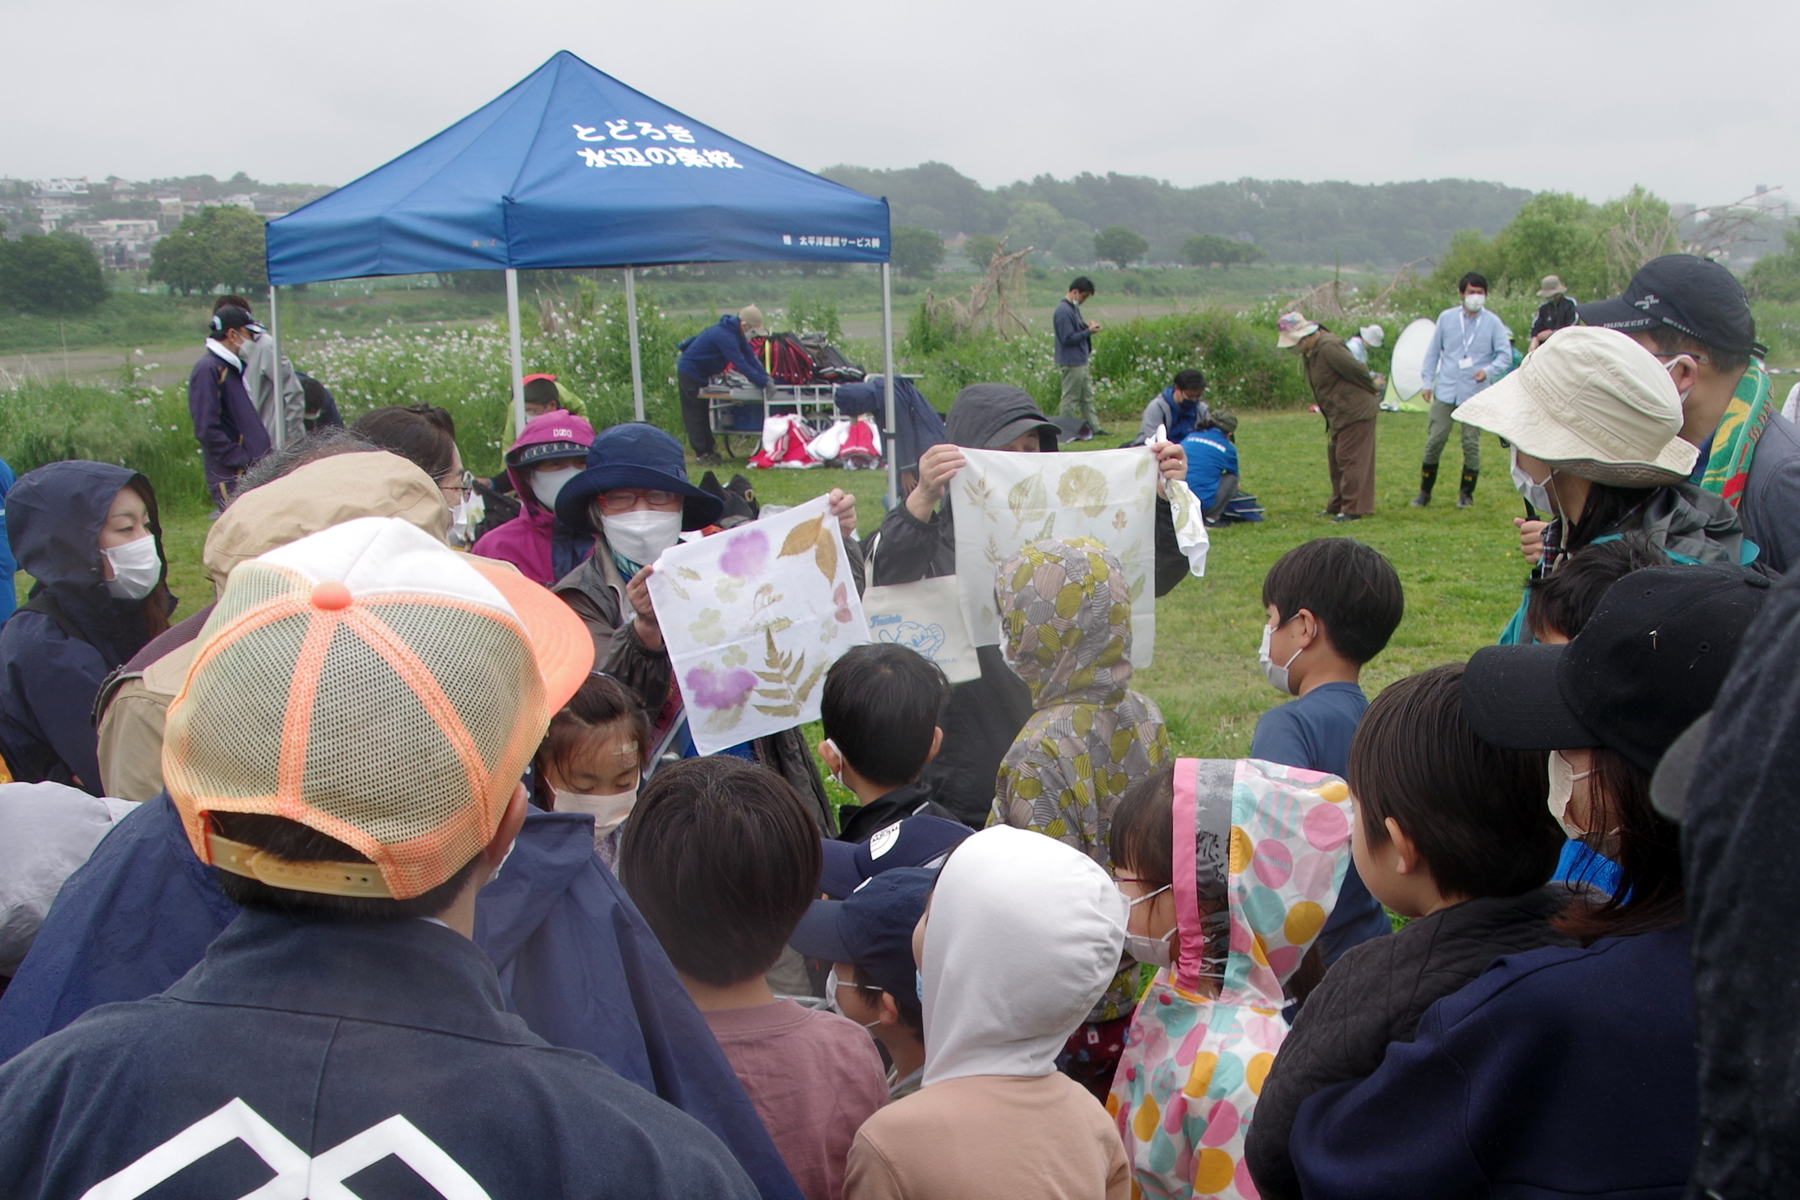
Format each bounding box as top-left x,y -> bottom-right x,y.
141,408 -> 1525,763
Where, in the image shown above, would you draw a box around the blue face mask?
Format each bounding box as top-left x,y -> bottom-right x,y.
916,970 -> 924,1001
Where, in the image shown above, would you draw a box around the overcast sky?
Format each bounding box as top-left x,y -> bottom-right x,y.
4,0 -> 1793,207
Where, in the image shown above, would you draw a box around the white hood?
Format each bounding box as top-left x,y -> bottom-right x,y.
921,825 -> 1127,1086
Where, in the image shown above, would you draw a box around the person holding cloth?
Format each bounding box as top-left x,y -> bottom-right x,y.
1278,313 -> 1381,522
677,306 -> 775,467
1054,277 -> 1105,435
1415,272 -> 1511,508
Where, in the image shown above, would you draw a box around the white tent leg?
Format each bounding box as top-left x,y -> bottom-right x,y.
625,267 -> 646,423
881,262 -> 897,509
267,282 -> 284,452
506,268 -> 527,435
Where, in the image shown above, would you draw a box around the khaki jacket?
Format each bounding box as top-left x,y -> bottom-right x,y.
1303,332 -> 1380,432
96,452 -> 450,799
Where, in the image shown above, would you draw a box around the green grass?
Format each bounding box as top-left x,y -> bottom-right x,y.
143,409 -> 1524,763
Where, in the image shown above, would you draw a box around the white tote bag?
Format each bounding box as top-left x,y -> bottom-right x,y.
860,534 -> 983,684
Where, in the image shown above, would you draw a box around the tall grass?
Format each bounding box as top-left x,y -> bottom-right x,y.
0,358 -> 209,511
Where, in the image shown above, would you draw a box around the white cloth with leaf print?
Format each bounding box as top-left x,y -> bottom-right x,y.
647,494 -> 869,755
953,446 -> 1162,668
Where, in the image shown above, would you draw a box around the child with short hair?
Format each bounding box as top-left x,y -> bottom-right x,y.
1525,533 -> 1668,643
1251,537 -> 1404,963
819,644 -> 959,842
532,673 -> 650,871
1243,664 -> 1575,1200
1106,757 -> 1352,1200
621,756 -> 888,1200
844,826 -> 1131,1200
790,867 -> 935,1100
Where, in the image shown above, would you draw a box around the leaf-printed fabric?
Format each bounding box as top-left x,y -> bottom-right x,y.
646,494 -> 869,755
953,446 -> 1159,667
1108,758 -> 1352,1200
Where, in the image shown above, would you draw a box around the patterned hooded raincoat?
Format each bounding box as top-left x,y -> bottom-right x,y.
1109,758 -> 1353,1199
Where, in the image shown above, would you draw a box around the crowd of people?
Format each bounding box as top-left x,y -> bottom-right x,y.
0,251 -> 1793,1199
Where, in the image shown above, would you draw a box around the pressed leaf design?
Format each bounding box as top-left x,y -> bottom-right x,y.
1007,474 -> 1048,531
1057,463 -> 1109,518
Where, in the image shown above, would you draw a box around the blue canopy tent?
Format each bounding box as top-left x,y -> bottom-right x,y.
265,50 -> 903,500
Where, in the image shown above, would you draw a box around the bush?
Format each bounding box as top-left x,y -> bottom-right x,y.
0,232 -> 110,315
1182,234 -> 1267,269
890,226 -> 945,279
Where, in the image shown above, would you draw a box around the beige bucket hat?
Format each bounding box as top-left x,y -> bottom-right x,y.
1453,326 -> 1697,487
1537,275 -> 1570,298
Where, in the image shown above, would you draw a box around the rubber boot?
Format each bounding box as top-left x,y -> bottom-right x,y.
1411,463 -> 1438,507
1457,469 -> 1478,508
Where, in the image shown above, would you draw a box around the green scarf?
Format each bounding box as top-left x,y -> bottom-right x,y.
1699,360 -> 1775,509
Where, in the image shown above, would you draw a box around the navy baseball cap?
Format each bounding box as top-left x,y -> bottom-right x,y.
789,867 -> 934,1001
818,814 -> 971,900
1579,254 -> 1767,359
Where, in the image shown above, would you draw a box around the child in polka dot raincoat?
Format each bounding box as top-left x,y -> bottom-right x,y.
1107,757 -> 1352,1199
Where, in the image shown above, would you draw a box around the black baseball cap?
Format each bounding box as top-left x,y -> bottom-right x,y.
1463,565 -> 1770,773
1578,254 -> 1767,359
818,814 -> 971,900
788,867 -> 934,1002
210,305 -> 263,336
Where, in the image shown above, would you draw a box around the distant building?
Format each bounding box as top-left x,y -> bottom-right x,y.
37,177 -> 90,196
66,219 -> 162,269
36,196 -> 90,229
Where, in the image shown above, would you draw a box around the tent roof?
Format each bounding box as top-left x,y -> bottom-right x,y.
266,51 -> 889,285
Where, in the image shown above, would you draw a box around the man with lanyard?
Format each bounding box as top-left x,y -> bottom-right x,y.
1414,272 -> 1512,508
1575,254 -> 1800,573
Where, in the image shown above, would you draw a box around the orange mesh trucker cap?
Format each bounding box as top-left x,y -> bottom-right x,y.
164,517 -> 593,900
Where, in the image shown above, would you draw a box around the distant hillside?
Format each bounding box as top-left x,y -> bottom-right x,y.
819,162 -> 1532,268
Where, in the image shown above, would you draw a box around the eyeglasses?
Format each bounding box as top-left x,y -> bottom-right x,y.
439,470 -> 475,502
596,489 -> 681,514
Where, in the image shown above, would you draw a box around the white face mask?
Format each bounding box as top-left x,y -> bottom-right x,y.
822,737 -> 846,787
1547,750 -> 1599,842
1463,292 -> 1487,313
1258,621 -> 1303,696
553,783 -> 639,842
102,533 -> 161,600
529,466 -> 582,512
602,509 -> 683,567
1120,884 -> 1174,969
1510,447 -> 1554,516
825,966 -> 884,1031
447,492 -> 484,549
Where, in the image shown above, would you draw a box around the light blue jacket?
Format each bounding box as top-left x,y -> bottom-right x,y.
1420,306 -> 1512,406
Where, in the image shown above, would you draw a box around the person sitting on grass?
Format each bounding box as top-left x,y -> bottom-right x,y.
621,755 -> 888,1200
820,645 -> 961,843
1182,410 -> 1262,524
1132,368 -> 1210,446
1251,538 -> 1405,966
1244,664 -> 1574,1200
790,866 -> 936,1101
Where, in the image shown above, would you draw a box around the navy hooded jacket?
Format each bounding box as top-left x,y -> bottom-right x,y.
1290,926 -> 1698,1199
676,315 -> 772,388
0,462 -> 167,793
0,909 -> 760,1199
0,797 -> 803,1200
0,458 -> 16,625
